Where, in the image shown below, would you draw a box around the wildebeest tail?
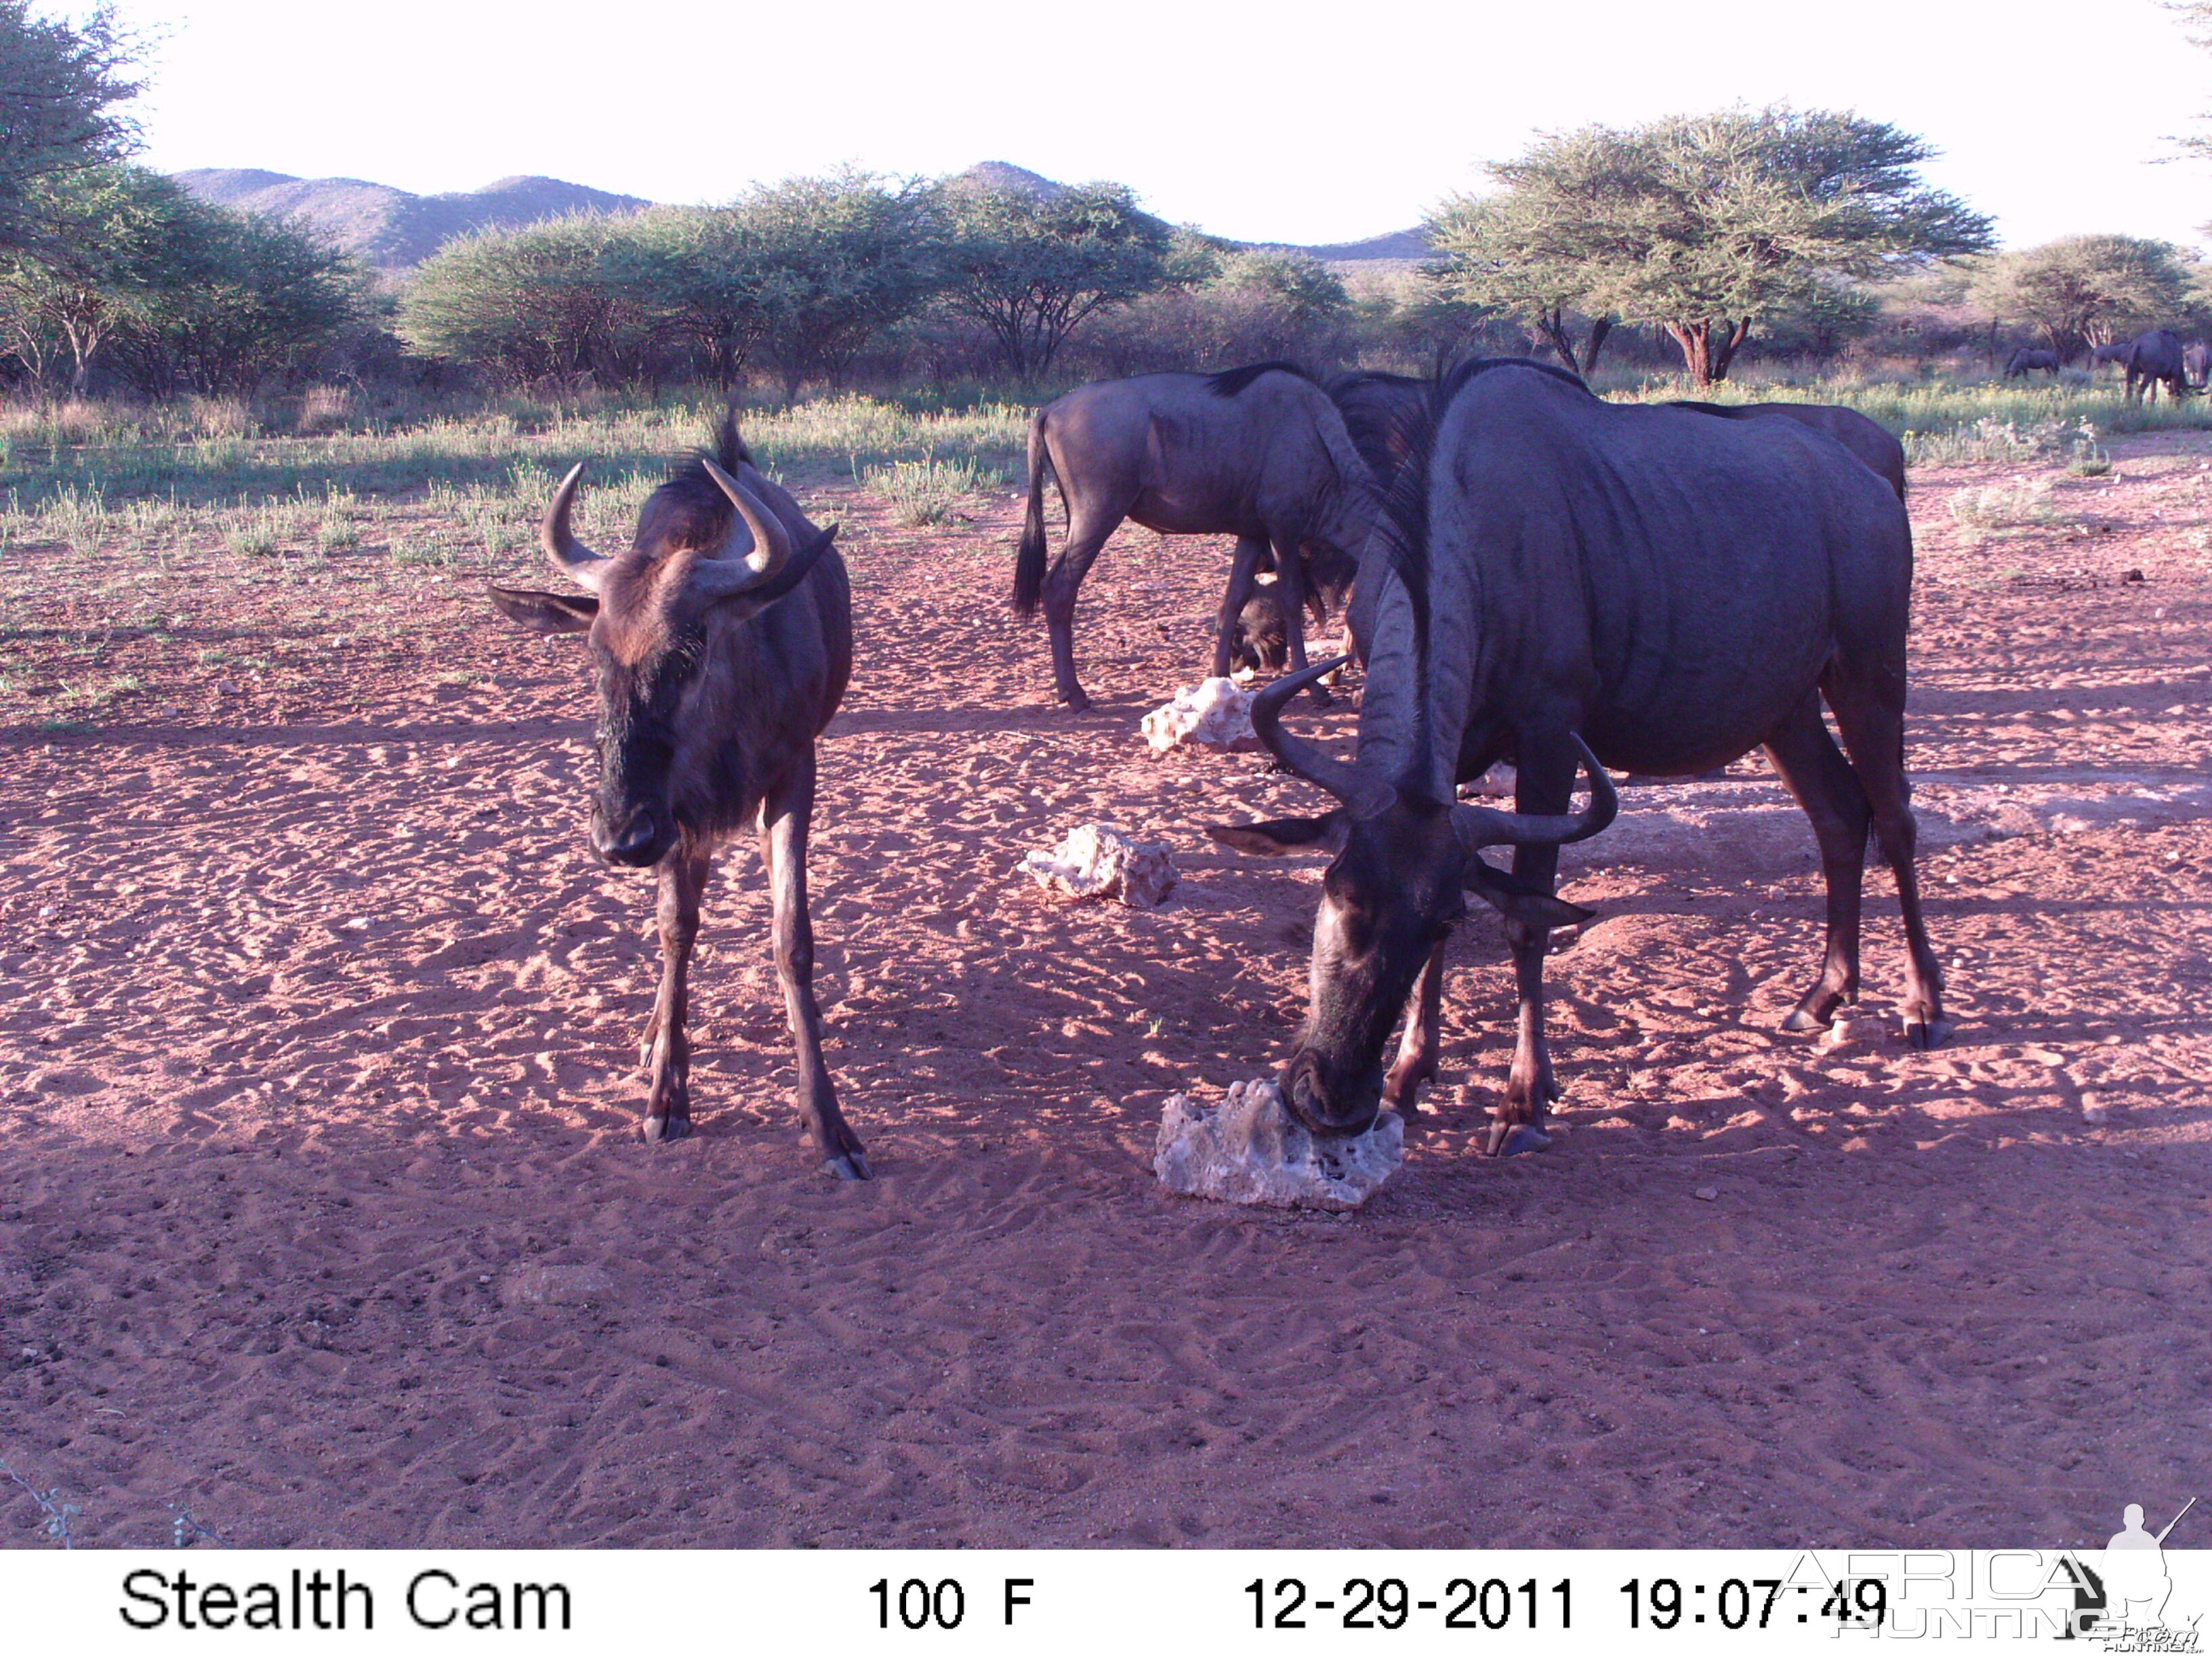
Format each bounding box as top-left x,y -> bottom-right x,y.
1013,409 -> 1051,615
713,404 -> 752,470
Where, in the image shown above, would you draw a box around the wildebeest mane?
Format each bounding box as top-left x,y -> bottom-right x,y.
1204,361 -> 1312,398
1368,358 -> 1596,678
634,407 -> 756,556
1327,369 -> 1425,482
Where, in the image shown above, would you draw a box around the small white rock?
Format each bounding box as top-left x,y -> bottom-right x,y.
1140,678 -> 1261,754
1020,824 -> 1178,908
1821,1012 -> 1891,1049
1693,1186 -> 1719,1202
1155,1079 -> 1401,1211
2081,1096 -> 2110,1126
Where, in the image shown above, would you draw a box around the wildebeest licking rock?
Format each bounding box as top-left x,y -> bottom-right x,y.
1012,364 -> 1374,712
1211,359 -> 1949,1156
485,413 -> 869,1179
1155,1079 -> 1402,1210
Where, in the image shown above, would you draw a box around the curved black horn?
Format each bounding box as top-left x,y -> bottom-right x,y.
1450,733 -> 1618,848
540,463 -> 609,592
699,458 -> 792,573
1250,657 -> 1395,819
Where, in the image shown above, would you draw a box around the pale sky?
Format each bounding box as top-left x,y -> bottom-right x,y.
110,0 -> 2211,251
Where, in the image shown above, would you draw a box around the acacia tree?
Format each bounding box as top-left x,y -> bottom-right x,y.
1438,107 -> 1992,384
937,180 -> 1170,381
1971,236 -> 2194,361
0,164 -> 186,390
610,206 -> 766,390
1424,125 -> 1643,377
396,216 -> 662,388
738,171 -> 940,400
0,1 -> 140,255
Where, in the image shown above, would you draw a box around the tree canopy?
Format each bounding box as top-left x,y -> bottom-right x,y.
1969,235 -> 2197,361
1430,106 -> 1994,384
0,2 -> 140,255
937,180 -> 1170,381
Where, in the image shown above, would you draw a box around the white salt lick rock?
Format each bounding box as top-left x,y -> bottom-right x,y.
1020,824 -> 1178,908
1141,677 -> 1261,754
1155,1078 -> 1403,1211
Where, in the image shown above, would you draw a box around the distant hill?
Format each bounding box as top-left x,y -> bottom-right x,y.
171,169 -> 653,272
170,159 -> 1419,273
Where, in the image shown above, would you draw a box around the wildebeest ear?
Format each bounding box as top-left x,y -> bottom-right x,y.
1462,855 -> 1596,928
488,583 -> 597,634
1204,813 -> 1348,857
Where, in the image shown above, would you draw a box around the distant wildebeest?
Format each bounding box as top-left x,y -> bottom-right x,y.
1671,401 -> 1908,500
2005,347 -> 2061,378
2125,329 -> 2192,404
2089,341 -> 2133,375
1012,364 -> 1375,712
487,415 -> 870,1179
1211,360 -> 1948,1157
2187,340 -> 2211,390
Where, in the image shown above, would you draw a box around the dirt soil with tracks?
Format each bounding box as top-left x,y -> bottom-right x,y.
2,432 -> 2209,1550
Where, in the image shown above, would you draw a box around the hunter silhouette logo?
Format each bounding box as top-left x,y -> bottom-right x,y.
2062,1496 -> 2198,1644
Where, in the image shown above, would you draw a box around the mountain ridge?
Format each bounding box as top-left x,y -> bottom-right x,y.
169,159 -> 1422,272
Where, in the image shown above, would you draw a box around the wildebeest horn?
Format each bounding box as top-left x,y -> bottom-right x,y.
540,463 -> 609,592
1250,658 -> 1396,819
1450,735 -> 1618,848
691,458 -> 834,606
699,457 -> 792,575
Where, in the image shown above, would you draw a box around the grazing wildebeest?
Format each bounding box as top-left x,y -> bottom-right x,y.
1210,360 -> 1948,1156
1227,543 -> 1359,675
2187,340 -> 2211,391
1012,363 -> 1374,712
2005,347 -> 2061,378
2125,329 -> 2192,404
2089,341 -> 2133,375
486,414 -> 870,1179
1671,401 -> 1908,501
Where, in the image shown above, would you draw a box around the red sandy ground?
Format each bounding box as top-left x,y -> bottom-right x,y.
1,434 -> 2207,1550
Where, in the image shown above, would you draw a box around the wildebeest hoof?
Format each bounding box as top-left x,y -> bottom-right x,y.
1483,1122 -> 1552,1158
1060,691 -> 1093,715
1906,1017 -> 1954,1050
822,1147 -> 872,1181
640,1111 -> 691,1144
1780,1007 -> 1828,1034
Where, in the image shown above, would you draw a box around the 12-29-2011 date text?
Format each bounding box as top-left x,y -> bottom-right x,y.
1248,1576 -> 1571,1631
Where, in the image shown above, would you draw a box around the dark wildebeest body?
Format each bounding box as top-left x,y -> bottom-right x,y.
2126,329 -> 2192,404
487,415 -> 869,1178
1012,365 -> 1374,712
1669,401 -> 1907,501
2089,342 -> 2133,375
1212,361 -> 1948,1155
2005,347 -> 2061,378
2187,340 -> 2211,391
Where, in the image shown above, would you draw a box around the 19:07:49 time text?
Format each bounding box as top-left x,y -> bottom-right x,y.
1246,1576 -> 1891,1632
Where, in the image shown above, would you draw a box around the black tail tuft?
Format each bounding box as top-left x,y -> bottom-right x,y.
713,404 -> 752,470
1013,409 -> 1051,615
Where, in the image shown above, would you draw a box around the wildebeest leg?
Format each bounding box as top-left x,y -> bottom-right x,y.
1269,534 -> 1328,703
1040,504 -> 1125,714
1820,673 -> 1952,1048
639,841 -> 712,1143
1761,691 -> 1870,1032
1382,939 -> 1447,1115
759,758 -> 870,1179
1491,735 -> 1576,1155
1212,535 -> 1268,678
